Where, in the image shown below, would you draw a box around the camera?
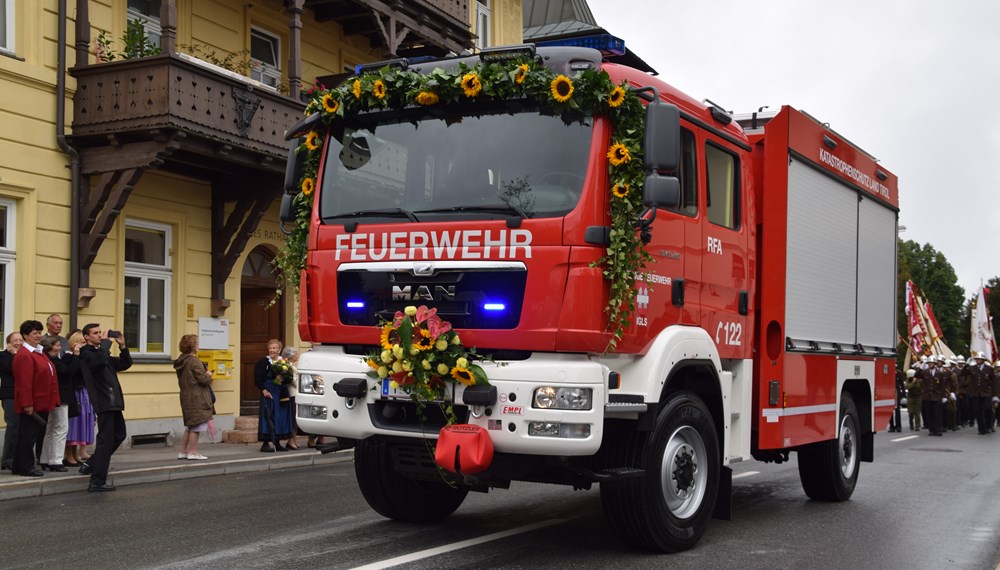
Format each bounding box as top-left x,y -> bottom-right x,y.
107,330 -> 121,338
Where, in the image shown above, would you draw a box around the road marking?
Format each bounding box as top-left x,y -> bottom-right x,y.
349,518 -> 566,570
891,435 -> 919,442
732,471 -> 759,479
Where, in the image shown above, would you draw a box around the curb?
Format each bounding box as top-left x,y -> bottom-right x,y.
0,449 -> 354,501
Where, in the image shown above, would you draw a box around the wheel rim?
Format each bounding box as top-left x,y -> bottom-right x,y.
839,412 -> 857,479
659,425 -> 708,519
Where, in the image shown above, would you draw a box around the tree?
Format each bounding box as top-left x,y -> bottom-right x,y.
897,240 -> 965,355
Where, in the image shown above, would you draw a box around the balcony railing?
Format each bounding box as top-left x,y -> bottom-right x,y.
71,52 -> 305,162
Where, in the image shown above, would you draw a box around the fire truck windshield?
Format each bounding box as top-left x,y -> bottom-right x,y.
318,109 -> 593,222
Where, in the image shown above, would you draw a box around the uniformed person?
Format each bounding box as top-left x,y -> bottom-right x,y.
967,352 -> 997,435
956,355 -> 974,428
943,359 -> 959,431
889,368 -> 905,432
919,357 -> 947,436
905,368 -> 922,431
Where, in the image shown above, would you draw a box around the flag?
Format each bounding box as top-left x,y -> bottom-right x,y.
905,281 -> 926,355
971,285 -> 996,361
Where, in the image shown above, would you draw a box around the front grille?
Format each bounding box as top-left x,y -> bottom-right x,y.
338,268 -> 526,329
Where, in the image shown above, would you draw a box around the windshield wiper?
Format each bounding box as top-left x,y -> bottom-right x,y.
415,204 -> 530,219
326,208 -> 420,223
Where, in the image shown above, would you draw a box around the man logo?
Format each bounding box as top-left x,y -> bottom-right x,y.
413,263 -> 435,276
392,285 -> 456,302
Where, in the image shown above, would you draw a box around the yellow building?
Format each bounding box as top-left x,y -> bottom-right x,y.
0,0 -> 522,442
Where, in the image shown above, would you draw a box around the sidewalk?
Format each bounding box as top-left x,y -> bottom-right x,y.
0,440 -> 353,501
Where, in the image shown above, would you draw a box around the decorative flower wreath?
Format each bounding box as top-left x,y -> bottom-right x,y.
365,305 -> 488,422
275,56 -> 650,350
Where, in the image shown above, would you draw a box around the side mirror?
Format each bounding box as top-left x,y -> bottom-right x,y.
643,173 -> 680,209
279,193 -> 296,224
283,138 -> 308,195
643,100 -> 680,173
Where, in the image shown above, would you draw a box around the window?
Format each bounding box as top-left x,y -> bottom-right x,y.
127,0 -> 162,47
475,0 -> 491,50
674,128 -> 698,217
705,142 -> 740,229
124,220 -> 171,355
250,27 -> 281,89
0,0 -> 13,53
0,199 -> 15,339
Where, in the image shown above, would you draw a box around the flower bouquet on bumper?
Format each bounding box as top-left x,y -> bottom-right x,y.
365,305 -> 489,422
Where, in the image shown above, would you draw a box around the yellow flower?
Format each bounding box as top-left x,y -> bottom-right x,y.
389,380 -> 399,390
456,357 -> 468,368
612,183 -> 629,198
461,73 -> 482,97
380,349 -> 392,364
402,361 -> 412,372
608,85 -> 626,108
392,345 -> 404,359
380,326 -> 394,350
451,366 -> 475,386
422,359 -> 431,370
372,79 -> 387,100
366,358 -> 378,369
414,329 -> 434,351
409,347 -> 419,356
435,339 -> 448,351
404,306 -> 417,316
415,91 -> 439,106
321,93 -> 339,114
301,177 -> 315,196
304,131 -> 320,151
437,363 -> 450,375
514,64 -> 529,85
451,334 -> 460,345
377,366 -> 388,378
392,361 -> 403,373
352,79 -> 362,99
550,75 -> 574,103
607,142 -> 631,166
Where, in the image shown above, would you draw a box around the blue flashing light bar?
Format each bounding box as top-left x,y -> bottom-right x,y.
534,34 -> 626,57
483,303 -> 507,312
346,301 -> 366,309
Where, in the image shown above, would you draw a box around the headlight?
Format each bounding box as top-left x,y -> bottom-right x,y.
299,373 -> 325,395
532,387 -> 592,410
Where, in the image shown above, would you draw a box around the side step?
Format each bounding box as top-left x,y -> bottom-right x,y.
570,465 -> 645,482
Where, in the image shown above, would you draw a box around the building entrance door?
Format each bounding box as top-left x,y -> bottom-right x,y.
240,246 -> 283,414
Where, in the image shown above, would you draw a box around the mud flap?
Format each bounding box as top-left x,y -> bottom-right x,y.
860,429 -> 874,462
712,466 -> 732,520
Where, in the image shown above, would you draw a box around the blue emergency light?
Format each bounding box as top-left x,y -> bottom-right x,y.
483,302 -> 506,312
345,301 -> 365,309
534,34 -> 626,57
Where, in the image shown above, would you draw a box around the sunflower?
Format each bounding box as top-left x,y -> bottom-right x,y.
550,74 -> 574,103
366,358 -> 379,369
301,177 -> 315,196
612,183 -> 629,198
461,73 -> 482,97
413,328 -> 434,351
379,324 -> 396,350
372,79 -> 387,100
352,79 -> 362,99
514,64 -> 529,85
304,131 -> 320,151
608,86 -> 626,108
607,142 -> 631,166
415,91 -> 439,106
451,366 -> 475,386
321,93 -> 339,114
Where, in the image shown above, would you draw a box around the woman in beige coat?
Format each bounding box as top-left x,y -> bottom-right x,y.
174,334 -> 214,460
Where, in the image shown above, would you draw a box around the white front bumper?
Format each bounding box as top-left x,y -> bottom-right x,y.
295,346 -> 607,456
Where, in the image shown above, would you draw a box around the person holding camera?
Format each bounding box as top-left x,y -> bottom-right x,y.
78,324 -> 132,492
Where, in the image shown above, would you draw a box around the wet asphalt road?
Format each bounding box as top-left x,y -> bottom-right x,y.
5,417 -> 1000,569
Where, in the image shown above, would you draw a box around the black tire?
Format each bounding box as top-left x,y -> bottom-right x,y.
797,393 -> 860,501
600,391 -> 720,552
354,438 -> 468,523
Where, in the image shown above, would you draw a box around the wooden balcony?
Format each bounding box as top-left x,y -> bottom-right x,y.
70,52 -> 306,177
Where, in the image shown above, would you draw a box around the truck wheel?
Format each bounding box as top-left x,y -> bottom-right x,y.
354,438 -> 468,523
600,391 -> 720,552
797,393 -> 860,501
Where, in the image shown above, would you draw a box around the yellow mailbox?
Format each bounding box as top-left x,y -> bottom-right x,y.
197,349 -> 234,380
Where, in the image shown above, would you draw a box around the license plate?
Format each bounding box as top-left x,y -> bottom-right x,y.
380,379 -> 454,402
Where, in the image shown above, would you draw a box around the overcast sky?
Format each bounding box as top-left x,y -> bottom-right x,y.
588,0 -> 999,298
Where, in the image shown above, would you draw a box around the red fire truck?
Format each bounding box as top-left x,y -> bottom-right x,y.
285,40 -> 899,552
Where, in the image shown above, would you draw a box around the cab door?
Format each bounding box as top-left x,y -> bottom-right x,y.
699,136 -> 750,359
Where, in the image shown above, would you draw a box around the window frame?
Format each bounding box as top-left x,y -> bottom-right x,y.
0,0 -> 15,54
126,1 -> 162,47
704,140 -> 741,230
123,218 -> 172,356
250,26 -> 282,90
0,198 -> 16,339
475,0 -> 491,50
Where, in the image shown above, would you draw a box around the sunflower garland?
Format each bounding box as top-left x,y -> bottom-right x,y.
280,57 -> 650,350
